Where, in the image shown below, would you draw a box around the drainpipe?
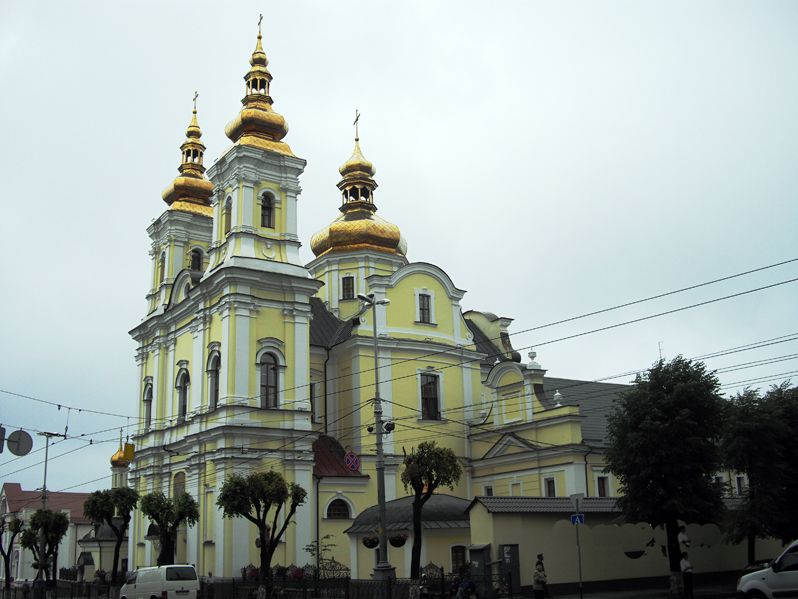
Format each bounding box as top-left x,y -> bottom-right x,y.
314,476 -> 321,573
323,349 -> 331,435
583,445 -> 594,497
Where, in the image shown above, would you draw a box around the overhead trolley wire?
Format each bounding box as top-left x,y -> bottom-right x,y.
2,265 -> 796,449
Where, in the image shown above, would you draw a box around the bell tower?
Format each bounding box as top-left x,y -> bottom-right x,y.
206,22 -> 306,273
146,97 -> 214,313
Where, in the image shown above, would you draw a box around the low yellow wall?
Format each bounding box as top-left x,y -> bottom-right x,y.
472,506 -> 786,586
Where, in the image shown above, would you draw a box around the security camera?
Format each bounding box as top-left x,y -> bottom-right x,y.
383,421 -> 395,433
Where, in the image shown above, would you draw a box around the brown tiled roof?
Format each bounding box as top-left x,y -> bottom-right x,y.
467,496 -> 620,514
313,435 -> 368,478
2,482 -> 92,524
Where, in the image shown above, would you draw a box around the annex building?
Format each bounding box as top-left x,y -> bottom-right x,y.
124,23 -> 760,586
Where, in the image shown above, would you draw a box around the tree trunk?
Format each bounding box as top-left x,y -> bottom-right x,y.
158,532 -> 176,566
665,520 -> 681,594
411,499 -> 423,579
258,530 -> 268,583
747,533 -> 756,564
3,552 -> 12,590
51,547 -> 58,582
112,535 -> 123,583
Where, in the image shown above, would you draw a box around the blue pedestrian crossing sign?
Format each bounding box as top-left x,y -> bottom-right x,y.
570,513 -> 585,525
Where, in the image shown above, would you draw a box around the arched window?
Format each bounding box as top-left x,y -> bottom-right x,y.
207,353 -> 220,410
260,353 -> 278,408
223,197 -> 232,235
158,252 -> 166,284
176,370 -> 190,423
190,248 -> 203,271
326,499 -> 351,520
261,194 -> 274,228
143,383 -> 153,430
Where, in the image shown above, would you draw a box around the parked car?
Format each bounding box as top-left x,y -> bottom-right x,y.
737,540 -> 798,598
120,565 -> 200,599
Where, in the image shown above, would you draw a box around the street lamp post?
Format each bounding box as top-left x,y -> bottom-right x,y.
356,293 -> 395,580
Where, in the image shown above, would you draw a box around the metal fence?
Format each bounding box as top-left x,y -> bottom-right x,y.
0,567 -> 512,599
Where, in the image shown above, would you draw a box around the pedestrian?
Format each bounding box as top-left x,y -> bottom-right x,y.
451,577 -> 459,599
419,574 -> 430,599
532,563 -> 547,599
680,552 -> 694,599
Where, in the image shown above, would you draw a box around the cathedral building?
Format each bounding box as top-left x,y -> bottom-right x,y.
127,24 -> 627,578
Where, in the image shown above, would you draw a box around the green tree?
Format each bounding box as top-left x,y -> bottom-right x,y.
217,471 -> 307,594
139,492 -> 199,566
721,382 -> 798,562
606,357 -> 724,584
18,510 -> 69,580
401,441 -> 463,579
1,517 -> 23,590
83,488 -> 139,583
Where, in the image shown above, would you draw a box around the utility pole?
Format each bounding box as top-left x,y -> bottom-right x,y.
356,293 -> 395,582
36,432 -> 66,598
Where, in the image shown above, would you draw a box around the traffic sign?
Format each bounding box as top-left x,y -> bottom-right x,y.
7,430 -> 33,456
570,513 -> 585,525
344,451 -> 360,472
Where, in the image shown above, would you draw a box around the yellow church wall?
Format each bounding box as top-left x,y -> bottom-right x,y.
386,274 -> 454,338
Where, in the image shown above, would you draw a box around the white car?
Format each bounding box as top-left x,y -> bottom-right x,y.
737,540 -> 798,598
120,565 -> 200,599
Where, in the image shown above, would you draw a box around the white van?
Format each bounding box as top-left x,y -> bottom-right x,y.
736,540 -> 798,599
120,565 -> 200,599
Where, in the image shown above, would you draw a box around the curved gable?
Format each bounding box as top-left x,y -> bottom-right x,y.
379,262 -> 466,300
485,360 -> 524,389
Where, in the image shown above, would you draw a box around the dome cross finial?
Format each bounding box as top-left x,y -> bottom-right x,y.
258,13 -> 263,35
193,90 -> 198,112
353,108 -> 361,141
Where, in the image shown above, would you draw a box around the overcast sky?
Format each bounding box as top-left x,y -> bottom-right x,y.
1,1 -> 796,494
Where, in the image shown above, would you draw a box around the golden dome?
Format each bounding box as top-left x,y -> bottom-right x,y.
224,25 -> 294,157
310,135 -> 406,258
163,97 -> 214,214
339,139 -> 374,177
110,448 -> 130,468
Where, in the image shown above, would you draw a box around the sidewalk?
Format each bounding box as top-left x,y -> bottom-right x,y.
551,583 -> 735,599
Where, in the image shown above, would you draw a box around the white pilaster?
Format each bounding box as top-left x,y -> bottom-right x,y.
293,309 -> 310,413
186,463 -> 201,565
220,306 -> 231,403
292,461 -> 314,565
165,341 -> 176,423
152,346 -> 161,425
191,324 -> 204,415
233,306 -> 251,402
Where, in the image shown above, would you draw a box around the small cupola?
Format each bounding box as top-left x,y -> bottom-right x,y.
224,16 -> 294,156
161,93 -> 214,216
310,114 -> 407,258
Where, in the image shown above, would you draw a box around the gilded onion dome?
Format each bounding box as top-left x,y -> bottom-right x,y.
110,447 -> 130,468
310,134 -> 407,258
224,23 -> 294,156
162,97 -> 214,217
